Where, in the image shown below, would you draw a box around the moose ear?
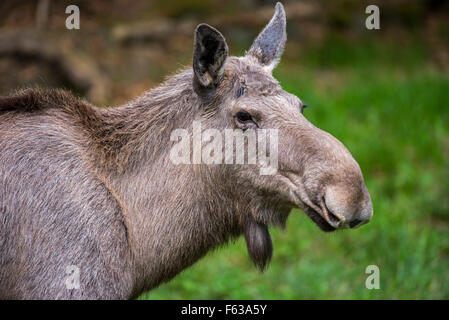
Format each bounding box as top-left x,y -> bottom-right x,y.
247,2 -> 286,71
193,24 -> 228,88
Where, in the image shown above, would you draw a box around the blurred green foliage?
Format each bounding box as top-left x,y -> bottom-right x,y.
140,34 -> 449,300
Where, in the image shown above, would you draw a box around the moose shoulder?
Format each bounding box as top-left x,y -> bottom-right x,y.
0,3 -> 372,299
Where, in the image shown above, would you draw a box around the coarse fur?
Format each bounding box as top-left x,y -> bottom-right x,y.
0,3 -> 372,299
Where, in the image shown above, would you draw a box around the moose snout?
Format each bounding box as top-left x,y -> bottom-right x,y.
322,183 -> 373,229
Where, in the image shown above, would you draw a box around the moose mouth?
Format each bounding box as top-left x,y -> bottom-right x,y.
289,188 -> 338,232
301,203 -> 336,232
282,174 -> 339,232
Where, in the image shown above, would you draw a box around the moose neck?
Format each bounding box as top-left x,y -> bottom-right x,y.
88,70 -> 242,292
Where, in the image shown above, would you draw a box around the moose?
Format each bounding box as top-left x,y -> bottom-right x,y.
0,3 -> 372,299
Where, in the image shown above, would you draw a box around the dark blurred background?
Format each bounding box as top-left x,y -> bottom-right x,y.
1,0 -> 448,105
1,0 -> 448,299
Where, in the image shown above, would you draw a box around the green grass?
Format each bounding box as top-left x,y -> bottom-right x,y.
140,36 -> 449,299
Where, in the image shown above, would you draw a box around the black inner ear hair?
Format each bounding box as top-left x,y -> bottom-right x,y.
200,35 -> 220,65
193,24 -> 228,89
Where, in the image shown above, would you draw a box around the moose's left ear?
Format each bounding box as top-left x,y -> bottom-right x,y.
247,2 -> 286,71
193,24 -> 228,88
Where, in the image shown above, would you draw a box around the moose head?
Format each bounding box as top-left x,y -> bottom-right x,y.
186,2 -> 373,269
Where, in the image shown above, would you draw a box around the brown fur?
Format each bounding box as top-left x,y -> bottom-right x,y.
0,3 -> 372,299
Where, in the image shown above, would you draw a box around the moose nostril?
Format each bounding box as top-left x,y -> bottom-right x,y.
324,184 -> 373,229
349,218 -> 363,228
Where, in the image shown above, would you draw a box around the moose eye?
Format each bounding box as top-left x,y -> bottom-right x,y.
300,103 -> 310,114
234,111 -> 253,123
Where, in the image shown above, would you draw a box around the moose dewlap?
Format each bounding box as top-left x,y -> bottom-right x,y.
0,3 -> 372,299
